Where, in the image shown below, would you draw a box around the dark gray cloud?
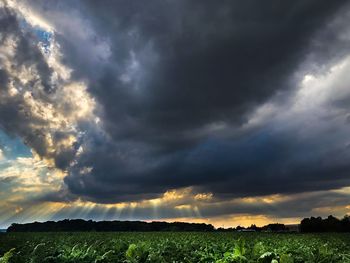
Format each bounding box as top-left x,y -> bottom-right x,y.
59,0 -> 350,203
2,0 -> 350,215
79,0 -> 347,142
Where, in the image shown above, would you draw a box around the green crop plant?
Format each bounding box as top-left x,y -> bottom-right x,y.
0,232 -> 349,263
0,248 -> 15,263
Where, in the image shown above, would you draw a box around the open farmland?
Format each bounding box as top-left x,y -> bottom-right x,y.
0,232 -> 350,263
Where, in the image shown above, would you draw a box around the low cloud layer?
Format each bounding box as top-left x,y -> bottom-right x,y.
0,0 -> 350,226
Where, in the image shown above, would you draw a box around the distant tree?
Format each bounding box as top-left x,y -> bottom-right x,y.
300,215 -> 350,232
247,224 -> 259,231
235,226 -> 245,231
261,223 -> 288,232
341,215 -> 350,232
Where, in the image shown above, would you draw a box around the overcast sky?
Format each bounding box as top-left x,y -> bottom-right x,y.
0,0 -> 350,228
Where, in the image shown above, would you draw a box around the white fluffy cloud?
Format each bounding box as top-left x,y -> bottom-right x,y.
0,3 -> 97,172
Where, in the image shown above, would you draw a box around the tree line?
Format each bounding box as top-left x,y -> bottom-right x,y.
7,220 -> 290,232
217,223 -> 290,232
300,215 -> 350,232
7,219 -> 214,232
6,215 -> 350,232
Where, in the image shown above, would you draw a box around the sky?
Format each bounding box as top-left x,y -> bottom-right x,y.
0,0 -> 350,229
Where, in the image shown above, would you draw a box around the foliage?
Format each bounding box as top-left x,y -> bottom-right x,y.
300,215 -> 350,232
0,232 -> 349,263
125,243 -> 149,263
0,248 -> 15,263
7,220 -> 214,232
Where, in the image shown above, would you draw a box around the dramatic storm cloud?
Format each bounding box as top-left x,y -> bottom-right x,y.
0,0 -> 350,227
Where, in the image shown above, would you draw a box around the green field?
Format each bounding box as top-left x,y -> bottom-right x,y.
0,232 -> 349,263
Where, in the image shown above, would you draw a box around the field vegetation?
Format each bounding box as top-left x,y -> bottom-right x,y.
0,232 -> 350,263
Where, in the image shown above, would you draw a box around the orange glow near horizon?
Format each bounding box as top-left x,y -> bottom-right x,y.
149,215 -> 301,228
1,182 -> 349,228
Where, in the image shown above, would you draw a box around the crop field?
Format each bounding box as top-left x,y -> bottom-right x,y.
0,232 -> 349,263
